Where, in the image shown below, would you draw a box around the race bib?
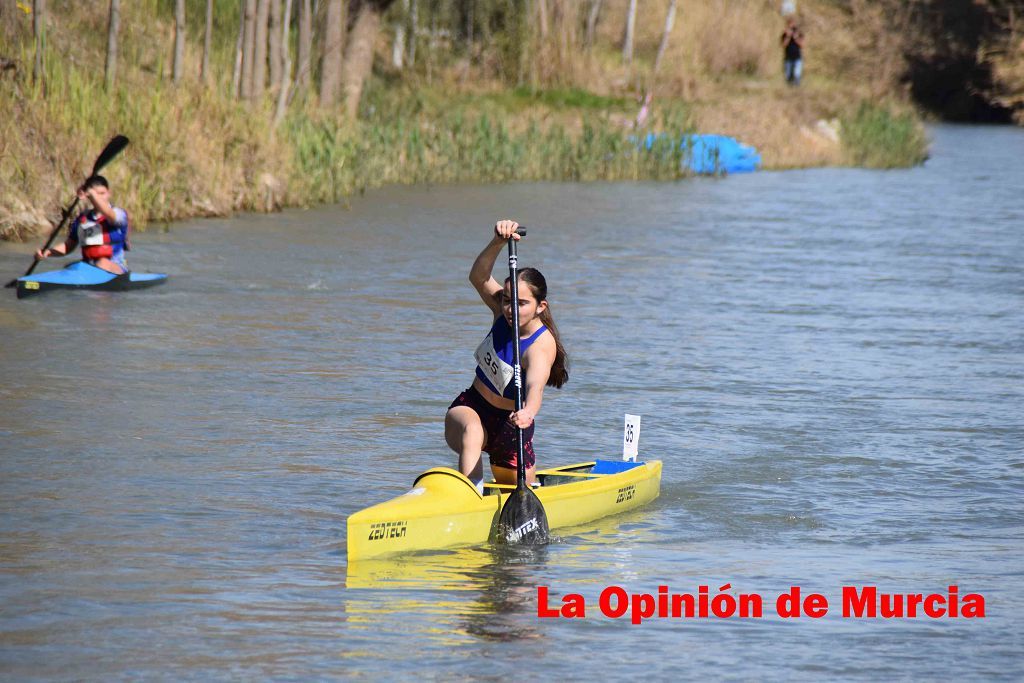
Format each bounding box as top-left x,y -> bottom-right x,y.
475,332 -> 514,394
79,219 -> 105,246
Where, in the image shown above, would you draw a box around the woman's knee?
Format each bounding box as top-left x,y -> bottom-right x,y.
445,407 -> 485,451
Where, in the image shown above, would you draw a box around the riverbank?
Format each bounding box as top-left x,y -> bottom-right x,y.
0,0 -> 938,240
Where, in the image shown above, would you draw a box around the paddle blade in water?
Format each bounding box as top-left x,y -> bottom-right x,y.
497,486 -> 550,545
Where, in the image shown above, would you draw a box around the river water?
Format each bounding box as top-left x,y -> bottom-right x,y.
1,124 -> 1022,679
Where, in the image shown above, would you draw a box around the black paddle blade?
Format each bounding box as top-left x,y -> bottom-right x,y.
93,135 -> 129,175
497,486 -> 550,545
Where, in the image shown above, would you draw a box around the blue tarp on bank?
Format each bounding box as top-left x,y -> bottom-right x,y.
642,133 -> 762,175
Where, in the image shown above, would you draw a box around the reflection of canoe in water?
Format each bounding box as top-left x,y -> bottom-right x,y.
347,546 -> 502,590
347,459 -> 662,561
16,261 -> 167,299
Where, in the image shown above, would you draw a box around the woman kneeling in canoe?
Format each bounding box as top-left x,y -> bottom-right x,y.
446,220 -> 569,492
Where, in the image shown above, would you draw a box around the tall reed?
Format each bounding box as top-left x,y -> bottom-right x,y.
285,96 -> 696,204
841,101 -> 929,168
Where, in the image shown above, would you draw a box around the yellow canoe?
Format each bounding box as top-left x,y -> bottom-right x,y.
347,459 -> 662,561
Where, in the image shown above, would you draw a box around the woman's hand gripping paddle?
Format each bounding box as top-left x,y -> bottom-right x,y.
5,135 -> 130,288
496,228 -> 551,545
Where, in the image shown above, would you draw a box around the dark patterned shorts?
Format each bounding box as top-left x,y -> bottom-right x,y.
448,385 -> 536,470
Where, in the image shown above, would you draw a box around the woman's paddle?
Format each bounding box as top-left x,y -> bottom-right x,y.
497,228 -> 551,545
5,135 -> 130,288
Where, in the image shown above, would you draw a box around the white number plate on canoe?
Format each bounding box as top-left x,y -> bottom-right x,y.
623,413 -> 641,462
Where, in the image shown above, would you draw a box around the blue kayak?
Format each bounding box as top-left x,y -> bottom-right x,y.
16,261 -> 168,299
641,132 -> 762,175
680,134 -> 761,174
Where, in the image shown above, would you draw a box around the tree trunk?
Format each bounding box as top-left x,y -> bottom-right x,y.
269,0 -> 283,91
426,4 -> 435,81
622,0 -> 636,65
296,0 -> 312,90
319,0 -> 345,107
455,0 -> 473,47
1,1 -> 15,39
407,0 -> 418,66
105,0 -> 119,90
202,0 -> 213,84
555,0 -> 572,74
537,0 -> 549,38
342,0 -> 395,118
232,2 -> 245,97
253,0 -> 270,98
173,0 -> 186,84
652,0 -> 676,75
585,0 -> 602,48
32,0 -> 45,84
392,21 -> 405,69
478,0 -> 490,47
392,0 -> 409,69
275,0 -> 295,125
241,0 -> 257,99
523,0 -> 535,86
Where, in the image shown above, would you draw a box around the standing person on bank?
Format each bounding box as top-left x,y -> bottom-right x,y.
780,17 -> 805,86
34,175 -> 131,274
445,220 -> 569,492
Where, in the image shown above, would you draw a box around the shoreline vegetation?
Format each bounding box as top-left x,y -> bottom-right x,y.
0,0 -> 1016,241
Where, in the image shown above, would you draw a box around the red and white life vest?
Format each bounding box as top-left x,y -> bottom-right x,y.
76,210 -> 129,260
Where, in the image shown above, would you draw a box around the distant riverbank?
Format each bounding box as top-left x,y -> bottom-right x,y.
0,0 -> 937,240
0,76 -> 928,242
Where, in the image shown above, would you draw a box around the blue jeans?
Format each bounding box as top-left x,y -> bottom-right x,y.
784,59 -> 802,86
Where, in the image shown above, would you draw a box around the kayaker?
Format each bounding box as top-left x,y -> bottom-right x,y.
446,220 -> 569,492
34,175 -> 131,274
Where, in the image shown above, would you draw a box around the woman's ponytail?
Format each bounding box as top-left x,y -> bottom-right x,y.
519,268 -> 569,388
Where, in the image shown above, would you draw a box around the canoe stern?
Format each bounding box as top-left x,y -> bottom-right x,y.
538,460 -> 662,529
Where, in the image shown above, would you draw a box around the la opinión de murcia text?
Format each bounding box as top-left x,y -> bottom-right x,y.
537,584 -> 985,624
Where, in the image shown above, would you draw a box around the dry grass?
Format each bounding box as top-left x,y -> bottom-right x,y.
528,0 -> 905,167
689,83 -> 845,168
686,0 -> 778,79
468,0 -> 926,170
0,0 -> 295,239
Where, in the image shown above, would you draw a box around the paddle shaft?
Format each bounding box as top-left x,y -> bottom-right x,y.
495,226 -> 548,545
5,135 -> 129,287
507,229 -> 527,489
15,198 -> 80,282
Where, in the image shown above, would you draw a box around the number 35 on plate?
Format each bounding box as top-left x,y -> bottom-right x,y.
623,414 -> 641,462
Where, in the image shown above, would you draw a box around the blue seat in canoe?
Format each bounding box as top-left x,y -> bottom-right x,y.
591,460 -> 643,475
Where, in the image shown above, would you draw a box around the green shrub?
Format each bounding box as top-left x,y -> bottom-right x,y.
841,101 -> 929,168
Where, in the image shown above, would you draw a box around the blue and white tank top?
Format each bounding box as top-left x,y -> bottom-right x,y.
474,316 -> 548,400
